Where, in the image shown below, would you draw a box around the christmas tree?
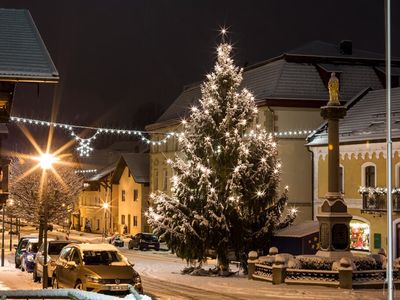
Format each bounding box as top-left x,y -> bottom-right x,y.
148,35 -> 296,273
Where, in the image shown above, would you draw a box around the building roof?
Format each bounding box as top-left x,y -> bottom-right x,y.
0,9 -> 59,82
153,40 -> 391,126
307,87 -> 400,146
273,221 -> 319,238
112,153 -> 149,184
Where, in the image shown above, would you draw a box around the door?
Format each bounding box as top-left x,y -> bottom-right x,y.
57,247 -> 72,287
64,248 -> 81,288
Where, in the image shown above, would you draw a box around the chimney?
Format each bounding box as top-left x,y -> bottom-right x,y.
339,40 -> 352,55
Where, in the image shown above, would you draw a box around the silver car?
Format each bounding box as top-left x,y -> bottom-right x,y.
33,240 -> 72,285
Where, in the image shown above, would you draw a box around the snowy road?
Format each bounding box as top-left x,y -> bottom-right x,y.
0,228 -> 396,299
119,249 -> 391,300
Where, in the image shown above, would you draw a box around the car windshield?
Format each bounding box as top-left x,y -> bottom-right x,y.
82,250 -> 122,265
142,234 -> 158,242
48,243 -> 70,255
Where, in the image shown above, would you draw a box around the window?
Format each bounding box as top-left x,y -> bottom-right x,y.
70,248 -> 81,264
121,215 -> 125,225
338,166 -> 344,193
133,216 -> 138,227
122,190 -> 126,201
162,169 -> 168,191
133,189 -> 139,201
349,219 -> 370,251
154,169 -> 159,191
365,166 -> 375,187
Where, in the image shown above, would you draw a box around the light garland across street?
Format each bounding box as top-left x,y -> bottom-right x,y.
10,115 -> 316,156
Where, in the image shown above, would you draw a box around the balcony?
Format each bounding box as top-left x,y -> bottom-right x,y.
360,187 -> 400,213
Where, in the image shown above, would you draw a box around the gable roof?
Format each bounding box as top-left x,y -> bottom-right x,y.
0,9 -> 59,82
152,40 -> 391,127
286,40 -> 385,60
307,87 -> 400,146
112,153 -> 149,184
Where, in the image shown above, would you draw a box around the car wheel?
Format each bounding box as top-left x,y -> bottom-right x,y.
33,267 -> 40,282
74,280 -> 84,290
155,248 -> 160,251
52,276 -> 59,289
15,258 -> 19,269
139,245 -> 144,251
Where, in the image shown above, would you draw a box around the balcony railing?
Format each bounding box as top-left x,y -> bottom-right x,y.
360,188 -> 400,212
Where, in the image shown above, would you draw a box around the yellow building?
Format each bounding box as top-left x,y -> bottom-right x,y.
308,87 -> 400,255
77,165 -> 115,234
111,153 -> 150,235
146,40 -> 389,224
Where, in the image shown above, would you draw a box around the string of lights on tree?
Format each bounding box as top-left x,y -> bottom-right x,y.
10,115 -> 316,157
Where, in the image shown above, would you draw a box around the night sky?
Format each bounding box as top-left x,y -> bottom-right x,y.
0,0 -> 399,152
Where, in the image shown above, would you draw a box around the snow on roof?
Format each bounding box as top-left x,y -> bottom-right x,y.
273,221 -> 319,238
71,243 -> 120,252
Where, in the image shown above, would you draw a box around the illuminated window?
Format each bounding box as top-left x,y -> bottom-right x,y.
162,169 -> 168,191
133,189 -> 139,201
122,190 -> 126,201
349,219 -> 370,251
154,169 -> 159,191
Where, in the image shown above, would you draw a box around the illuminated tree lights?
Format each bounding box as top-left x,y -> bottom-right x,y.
147,40 -> 296,273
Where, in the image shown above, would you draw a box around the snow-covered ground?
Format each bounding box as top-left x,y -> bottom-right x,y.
0,227 -> 398,299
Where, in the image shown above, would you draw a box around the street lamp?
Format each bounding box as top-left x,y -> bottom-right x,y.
37,152 -> 57,289
102,202 -> 109,241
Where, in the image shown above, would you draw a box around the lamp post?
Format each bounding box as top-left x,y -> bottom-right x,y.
102,202 -> 109,241
7,198 -> 13,252
37,152 -> 57,289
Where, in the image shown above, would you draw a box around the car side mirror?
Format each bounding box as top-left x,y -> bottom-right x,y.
66,261 -> 77,268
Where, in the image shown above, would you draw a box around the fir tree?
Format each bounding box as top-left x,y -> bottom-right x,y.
148,39 -> 296,273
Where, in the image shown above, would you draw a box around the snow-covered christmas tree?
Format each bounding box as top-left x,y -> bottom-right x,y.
148,35 -> 296,273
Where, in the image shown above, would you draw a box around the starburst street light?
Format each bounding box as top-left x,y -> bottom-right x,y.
37,153 -> 58,170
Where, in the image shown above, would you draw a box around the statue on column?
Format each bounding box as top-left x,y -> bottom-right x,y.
328,72 -> 340,105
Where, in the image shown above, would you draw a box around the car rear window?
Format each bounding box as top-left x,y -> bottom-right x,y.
83,251 -> 122,265
48,243 -> 70,255
28,242 -> 39,252
142,234 -> 158,242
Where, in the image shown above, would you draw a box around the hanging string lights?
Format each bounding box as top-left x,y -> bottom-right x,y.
10,115 -> 316,157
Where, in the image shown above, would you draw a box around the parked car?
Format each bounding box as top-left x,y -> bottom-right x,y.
128,233 -> 160,251
52,243 -> 143,294
111,236 -> 124,248
33,240 -> 76,284
14,236 -> 37,269
20,240 -> 39,272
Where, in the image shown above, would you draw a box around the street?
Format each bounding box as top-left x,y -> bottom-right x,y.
0,228 -> 395,300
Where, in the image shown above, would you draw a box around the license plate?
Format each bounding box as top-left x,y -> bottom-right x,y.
110,285 -> 128,291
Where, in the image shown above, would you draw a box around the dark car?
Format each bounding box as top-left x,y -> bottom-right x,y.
33,240 -> 76,284
52,243 -> 143,294
14,236 -> 37,269
128,233 -> 160,251
20,240 -> 39,272
111,236 -> 124,248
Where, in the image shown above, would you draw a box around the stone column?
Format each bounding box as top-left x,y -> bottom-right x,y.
316,75 -> 353,259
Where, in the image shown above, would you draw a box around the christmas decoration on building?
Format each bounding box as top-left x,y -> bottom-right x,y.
10,115 -> 315,157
